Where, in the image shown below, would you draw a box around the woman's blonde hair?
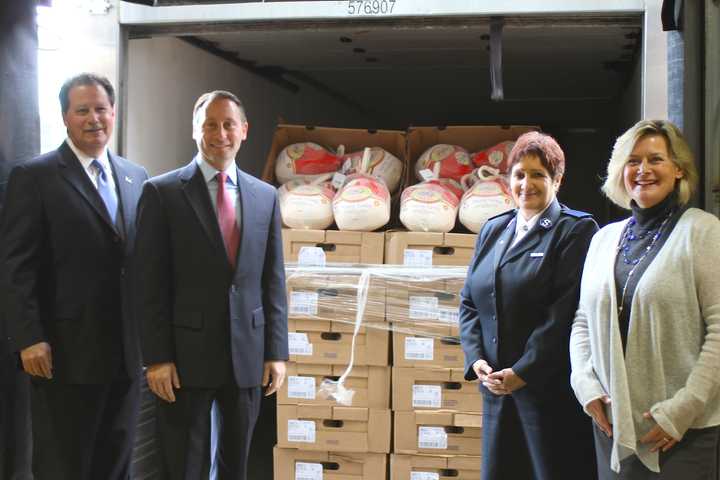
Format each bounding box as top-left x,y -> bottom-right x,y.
602,119 -> 698,209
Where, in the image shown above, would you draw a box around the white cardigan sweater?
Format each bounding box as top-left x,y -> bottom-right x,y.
570,208 -> 720,473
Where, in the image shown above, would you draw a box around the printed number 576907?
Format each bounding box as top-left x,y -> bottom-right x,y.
347,0 -> 396,15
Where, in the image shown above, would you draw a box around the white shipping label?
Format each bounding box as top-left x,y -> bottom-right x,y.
419,168 -> 436,181
411,473 -> 440,480
298,247 -> 327,267
287,376 -> 316,400
331,172 -> 347,189
288,332 -> 314,356
287,420 -> 316,443
290,292 -> 319,316
412,384 -> 442,408
409,296 -> 439,320
438,307 -> 460,325
403,249 -> 433,267
418,426 -> 448,450
404,337 -> 434,361
295,462 -> 323,480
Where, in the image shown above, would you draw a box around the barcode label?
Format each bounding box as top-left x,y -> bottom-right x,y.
409,296 -> 439,320
287,376 -> 316,400
411,472 -> 440,480
290,292 -> 319,316
418,426 -> 448,449
405,337 -> 434,361
412,384 -> 442,408
438,307 -> 459,324
287,420 -> 316,443
295,462 -> 323,480
288,332 -> 313,356
298,247 -> 327,267
403,249 -> 433,267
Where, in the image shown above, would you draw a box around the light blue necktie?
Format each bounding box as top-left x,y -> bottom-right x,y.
91,159 -> 118,224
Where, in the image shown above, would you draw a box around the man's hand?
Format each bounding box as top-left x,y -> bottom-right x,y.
641,411 -> 678,453
587,395 -> 613,438
20,342 -> 53,378
484,368 -> 526,396
146,362 -> 180,403
262,361 -> 286,397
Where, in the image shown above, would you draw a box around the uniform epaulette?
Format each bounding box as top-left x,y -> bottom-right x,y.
486,208 -> 516,223
560,205 -> 593,219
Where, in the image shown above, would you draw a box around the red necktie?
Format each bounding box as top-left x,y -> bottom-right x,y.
216,172 -> 240,266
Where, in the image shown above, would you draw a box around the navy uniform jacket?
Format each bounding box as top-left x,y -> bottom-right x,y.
133,158 -> 289,389
459,198 -> 598,479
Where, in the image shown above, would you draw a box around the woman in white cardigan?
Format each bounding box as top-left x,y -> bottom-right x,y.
570,120 -> 720,479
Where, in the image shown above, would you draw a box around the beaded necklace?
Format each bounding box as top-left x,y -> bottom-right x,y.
616,208 -> 674,315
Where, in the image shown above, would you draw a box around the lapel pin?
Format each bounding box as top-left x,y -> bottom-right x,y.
540,218 -> 552,229
125,176 -> 133,184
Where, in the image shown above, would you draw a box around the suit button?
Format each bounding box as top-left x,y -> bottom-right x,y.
491,292 -> 495,298
492,315 -> 496,321
492,337 -> 497,344
231,285 -> 238,293
120,267 -> 125,277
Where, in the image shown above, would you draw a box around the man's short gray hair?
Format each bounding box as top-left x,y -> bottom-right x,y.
191,90 -> 247,137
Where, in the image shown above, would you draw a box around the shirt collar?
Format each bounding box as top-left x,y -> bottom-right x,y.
196,155 -> 238,186
66,137 -> 110,172
514,203 -> 551,235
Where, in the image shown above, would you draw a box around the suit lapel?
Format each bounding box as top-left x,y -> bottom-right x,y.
234,167 -> 257,271
499,199 -> 562,268
180,160 -> 228,265
493,216 -> 516,272
57,142 -> 118,235
108,153 -> 133,238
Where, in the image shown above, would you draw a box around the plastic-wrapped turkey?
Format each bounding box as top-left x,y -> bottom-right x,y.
278,175 -> 335,230
333,148 -> 391,231
471,140 -> 515,174
415,144 -> 473,183
275,142 -> 341,184
400,164 -> 464,233
340,147 -> 404,193
458,166 -> 515,233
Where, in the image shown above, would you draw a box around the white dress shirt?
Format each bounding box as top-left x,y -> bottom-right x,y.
66,137 -> 117,194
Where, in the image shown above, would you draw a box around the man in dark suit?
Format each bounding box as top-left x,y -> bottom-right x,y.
134,90 -> 288,480
0,73 -> 148,479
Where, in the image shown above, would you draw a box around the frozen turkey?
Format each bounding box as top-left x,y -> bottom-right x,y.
278,175 -> 336,230
415,144 -> 473,183
333,148 -> 391,231
471,141 -> 515,174
459,166 -> 515,233
341,147 -> 404,193
275,142 -> 341,184
400,179 -> 462,233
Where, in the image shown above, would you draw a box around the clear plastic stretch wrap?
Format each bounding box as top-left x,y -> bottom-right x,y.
285,263 -> 468,406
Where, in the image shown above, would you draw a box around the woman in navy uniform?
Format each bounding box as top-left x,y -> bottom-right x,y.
459,131 -> 599,479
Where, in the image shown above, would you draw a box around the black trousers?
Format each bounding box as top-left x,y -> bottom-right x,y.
594,424 -> 720,479
29,374 -> 141,480
155,384 -> 262,480
0,357 -> 32,480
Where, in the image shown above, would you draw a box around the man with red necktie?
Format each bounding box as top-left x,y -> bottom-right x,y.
134,90 -> 288,480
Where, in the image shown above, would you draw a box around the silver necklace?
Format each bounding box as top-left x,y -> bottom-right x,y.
616,210 -> 674,316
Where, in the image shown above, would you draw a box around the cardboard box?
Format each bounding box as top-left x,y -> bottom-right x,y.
385,275 -> 464,325
394,411 -> 482,456
405,125 -> 537,187
277,405 -> 392,453
384,231 -> 477,266
286,271 -> 387,326
274,448 -> 388,480
282,229 -> 385,264
391,454 -> 481,480
263,124 -> 407,186
279,364 -> 391,409
392,367 -> 482,412
392,331 -> 463,369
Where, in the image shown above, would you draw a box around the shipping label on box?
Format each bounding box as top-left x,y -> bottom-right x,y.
279,364 -> 390,408
283,229 -> 386,264
391,454 -> 482,480
289,319 -> 389,366
393,366 -> 482,412
277,405 -> 391,453
385,231 -> 477,266
394,411 -> 482,456
274,447 -> 388,480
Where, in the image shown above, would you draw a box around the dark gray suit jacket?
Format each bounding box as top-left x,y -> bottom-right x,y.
134,158 -> 288,388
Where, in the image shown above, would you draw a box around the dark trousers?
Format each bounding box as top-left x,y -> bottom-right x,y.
29,374 -> 141,480
0,357 -> 32,480
594,424 -> 720,479
155,384 -> 261,480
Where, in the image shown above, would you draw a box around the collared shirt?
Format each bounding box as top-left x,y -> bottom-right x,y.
66,137 -> 117,194
510,203 -> 551,248
196,156 -> 241,229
